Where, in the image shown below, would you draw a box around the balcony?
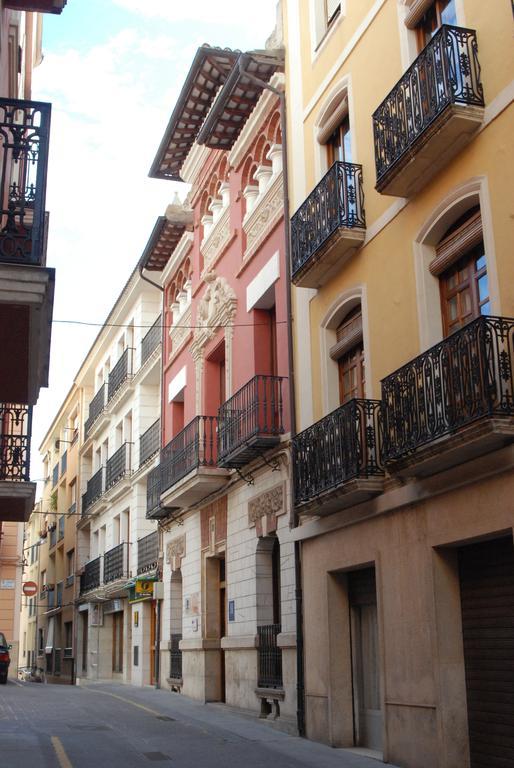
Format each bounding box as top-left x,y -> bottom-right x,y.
80,557 -> 101,594
373,25 -> 484,198
107,348 -> 134,403
81,466 -> 105,515
291,161 -> 366,288
218,376 -> 286,468
139,419 -> 160,467
160,416 -> 228,510
105,442 -> 132,493
137,531 -> 159,575
0,99 -> 54,407
103,542 -> 128,585
49,526 -> 57,548
381,316 -> 514,477
60,450 -> 67,476
84,384 -> 106,439
293,399 -> 384,515
146,465 -> 165,520
0,403 -> 35,522
52,462 -> 59,487
58,515 -> 65,540
141,315 -> 161,367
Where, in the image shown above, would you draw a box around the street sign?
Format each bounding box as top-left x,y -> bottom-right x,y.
22,581 -> 38,597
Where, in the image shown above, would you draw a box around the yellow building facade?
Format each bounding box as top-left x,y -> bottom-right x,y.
284,0 -> 514,765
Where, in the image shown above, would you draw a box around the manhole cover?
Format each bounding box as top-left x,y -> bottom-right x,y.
142,753 -> 171,762
68,724 -> 111,732
156,716 -> 175,722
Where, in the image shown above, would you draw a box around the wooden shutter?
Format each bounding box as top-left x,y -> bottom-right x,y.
430,210 -> 482,276
459,538 -> 514,767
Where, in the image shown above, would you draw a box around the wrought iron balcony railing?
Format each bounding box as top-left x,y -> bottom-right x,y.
218,375 -> 285,467
58,515 -> 64,540
84,384 -> 106,438
137,531 -> 159,575
60,450 -> 67,476
373,25 -> 484,188
257,624 -> 282,689
105,442 -> 132,490
67,501 -> 76,517
161,416 -> 218,494
81,466 -> 104,515
293,399 -> 384,506
107,348 -> 133,402
65,574 -> 74,588
47,588 -> 55,608
103,542 -> 126,584
381,316 -> 514,463
291,161 -> 365,280
169,634 -> 182,680
81,556 -> 101,593
0,403 -> 31,481
49,527 -> 56,548
141,315 -> 161,367
56,581 -> 63,607
0,98 -> 51,266
146,464 -> 163,518
139,418 -> 160,467
52,462 -> 59,487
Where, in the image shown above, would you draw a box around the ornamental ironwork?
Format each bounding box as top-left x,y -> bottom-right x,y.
169,634 -> 182,680
161,415 -> 218,494
293,398 -> 384,506
0,403 -> 32,481
381,315 -> 514,463
81,556 -> 101,593
81,466 -> 104,514
141,315 -> 161,366
84,384 -> 106,438
103,542 -> 126,584
137,531 -> 159,575
139,418 -> 160,467
146,464 -> 163,518
105,442 -> 132,489
373,25 -> 484,186
291,161 -> 365,280
0,98 -> 51,265
107,348 -> 133,402
257,624 -> 282,689
217,375 -> 285,467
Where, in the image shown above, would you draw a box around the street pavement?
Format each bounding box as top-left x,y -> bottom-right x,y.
0,678 -> 397,768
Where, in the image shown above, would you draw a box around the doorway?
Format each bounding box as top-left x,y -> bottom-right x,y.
348,567 -> 382,751
112,611 -> 123,674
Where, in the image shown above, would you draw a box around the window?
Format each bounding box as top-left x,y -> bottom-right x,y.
327,115 -> 352,165
38,629 -> 44,654
334,307 -> 365,404
313,0 -> 342,49
64,622 -> 73,651
66,549 -> 75,577
416,0 -> 457,50
325,0 -> 341,26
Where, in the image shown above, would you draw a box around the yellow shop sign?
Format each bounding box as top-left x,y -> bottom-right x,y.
135,580 -> 154,596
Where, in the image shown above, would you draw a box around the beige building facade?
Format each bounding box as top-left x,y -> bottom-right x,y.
284,0 -> 514,765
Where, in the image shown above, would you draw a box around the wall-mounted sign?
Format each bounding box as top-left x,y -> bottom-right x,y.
228,600 -> 235,622
135,580 -> 153,596
0,579 -> 15,590
23,581 -> 38,597
134,611 -> 139,627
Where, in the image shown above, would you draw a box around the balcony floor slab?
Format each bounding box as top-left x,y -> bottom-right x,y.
292,226 -> 366,289
160,467 -> 230,510
0,480 -> 36,522
296,477 -> 384,517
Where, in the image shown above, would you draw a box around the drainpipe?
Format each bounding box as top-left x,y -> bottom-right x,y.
238,53 -> 305,737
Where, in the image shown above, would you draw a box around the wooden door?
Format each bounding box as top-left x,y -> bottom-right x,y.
112,612 -> 123,673
219,557 -> 226,702
349,568 -> 382,751
459,538 -> 514,767
150,601 -> 156,685
81,612 -> 88,673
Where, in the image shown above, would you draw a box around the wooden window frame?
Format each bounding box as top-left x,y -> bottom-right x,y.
439,243 -> 488,337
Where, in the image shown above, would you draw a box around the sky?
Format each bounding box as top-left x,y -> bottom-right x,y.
30,0 -> 279,486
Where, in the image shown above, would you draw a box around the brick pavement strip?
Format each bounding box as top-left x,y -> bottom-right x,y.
0,680 -> 398,768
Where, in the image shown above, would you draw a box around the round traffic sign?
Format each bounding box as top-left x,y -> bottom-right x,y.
22,581 -> 38,597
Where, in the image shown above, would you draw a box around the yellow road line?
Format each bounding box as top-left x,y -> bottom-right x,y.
84,687 -> 162,716
51,736 -> 73,768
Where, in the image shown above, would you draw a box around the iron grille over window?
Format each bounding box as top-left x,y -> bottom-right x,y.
0,403 -> 31,481
161,416 -> 218,494
137,531 -> 159,575
139,419 -> 160,467
0,98 -> 51,266
293,399 -> 384,506
103,543 -> 126,583
381,316 -> 514,462
169,634 -> 182,679
141,315 -> 162,366
291,161 -> 365,279
373,25 -> 484,187
105,442 -> 131,489
108,348 -> 133,402
257,624 -> 282,688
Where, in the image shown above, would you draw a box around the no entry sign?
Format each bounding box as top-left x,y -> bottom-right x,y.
22,581 -> 38,597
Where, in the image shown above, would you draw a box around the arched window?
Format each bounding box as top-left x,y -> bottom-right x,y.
314,78 -> 353,175
333,306 -> 365,403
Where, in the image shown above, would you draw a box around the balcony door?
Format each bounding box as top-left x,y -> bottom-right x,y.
333,307 -> 365,405
349,567 -> 382,752
327,115 -> 352,165
416,0 -> 457,50
112,611 -> 123,674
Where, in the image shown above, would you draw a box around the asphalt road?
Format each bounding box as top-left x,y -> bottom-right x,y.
0,678 -> 395,768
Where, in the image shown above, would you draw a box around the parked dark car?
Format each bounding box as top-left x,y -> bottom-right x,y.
0,632 -> 11,683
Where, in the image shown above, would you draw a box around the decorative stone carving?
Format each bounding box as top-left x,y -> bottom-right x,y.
191,272 -> 237,361
248,484 -> 285,536
169,306 -> 191,361
243,172 -> 284,262
200,207 -> 232,273
166,535 -> 186,571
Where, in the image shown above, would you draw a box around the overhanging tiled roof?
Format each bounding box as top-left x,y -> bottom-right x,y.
3,0 -> 67,13
139,217 -> 188,272
149,46 -> 240,182
197,50 -> 284,151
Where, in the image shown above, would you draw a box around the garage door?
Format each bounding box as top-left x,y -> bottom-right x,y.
459,537 -> 514,767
